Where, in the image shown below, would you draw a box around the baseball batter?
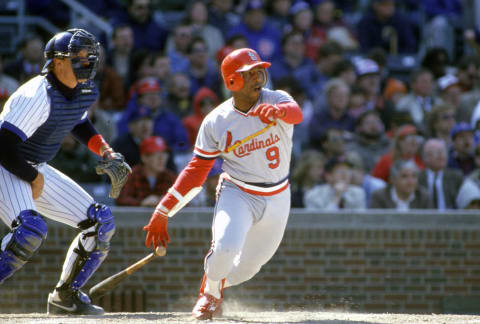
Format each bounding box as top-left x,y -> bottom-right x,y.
0,29 -> 130,315
143,48 -> 303,320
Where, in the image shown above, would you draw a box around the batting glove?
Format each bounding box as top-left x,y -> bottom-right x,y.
144,210 -> 170,248
250,103 -> 286,124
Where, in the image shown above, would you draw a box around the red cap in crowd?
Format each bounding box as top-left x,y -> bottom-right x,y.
140,136 -> 167,155
137,77 -> 161,95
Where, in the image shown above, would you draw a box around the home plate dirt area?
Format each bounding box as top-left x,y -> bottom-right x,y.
1,311 -> 480,324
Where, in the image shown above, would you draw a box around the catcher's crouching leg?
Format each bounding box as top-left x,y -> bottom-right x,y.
48,203 -> 115,315
0,210 -> 48,284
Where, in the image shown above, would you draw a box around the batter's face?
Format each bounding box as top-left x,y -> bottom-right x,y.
241,66 -> 266,95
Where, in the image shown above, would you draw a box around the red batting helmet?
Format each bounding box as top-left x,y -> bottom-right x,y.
220,48 -> 271,91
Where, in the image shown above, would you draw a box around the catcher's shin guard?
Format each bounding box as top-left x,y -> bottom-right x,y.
60,203 -> 115,290
0,210 -> 48,284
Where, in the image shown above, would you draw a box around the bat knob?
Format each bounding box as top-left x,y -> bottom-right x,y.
155,246 -> 167,256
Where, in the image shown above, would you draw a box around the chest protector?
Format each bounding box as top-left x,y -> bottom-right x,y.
18,80 -> 98,163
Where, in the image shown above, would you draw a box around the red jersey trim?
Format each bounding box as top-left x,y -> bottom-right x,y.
194,147 -> 221,157
221,173 -> 289,196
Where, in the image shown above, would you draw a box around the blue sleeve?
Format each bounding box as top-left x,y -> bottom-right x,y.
0,127 -> 38,182
71,119 -> 99,146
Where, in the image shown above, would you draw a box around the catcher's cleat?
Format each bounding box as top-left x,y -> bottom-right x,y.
47,288 -> 104,315
192,292 -> 223,320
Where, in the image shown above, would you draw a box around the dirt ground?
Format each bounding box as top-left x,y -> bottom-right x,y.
1,311 -> 480,324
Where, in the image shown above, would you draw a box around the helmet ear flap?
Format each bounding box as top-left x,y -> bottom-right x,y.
226,72 -> 244,91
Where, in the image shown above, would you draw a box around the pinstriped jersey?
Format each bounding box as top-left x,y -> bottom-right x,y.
0,75 -> 93,163
194,88 -> 295,184
0,76 -> 89,139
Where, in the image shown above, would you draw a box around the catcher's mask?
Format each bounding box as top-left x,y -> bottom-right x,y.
220,48 -> 271,92
42,28 -> 100,81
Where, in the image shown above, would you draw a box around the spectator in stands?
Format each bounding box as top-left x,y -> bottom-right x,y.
345,151 -> 386,207
310,127 -> 346,160
370,159 -> 432,210
49,134 -> 102,183
299,41 -> 343,101
456,56 -> 480,123
353,57 -> 395,129
396,68 -> 442,134
207,0 -> 240,37
421,47 -> 450,80
356,0 -> 417,54
270,30 -> 315,86
0,55 -> 19,111
419,138 -> 463,210
372,124 -> 424,183
422,0 -> 463,61
95,45 -> 126,111
456,143 -> 480,209
4,34 -> 44,83
165,22 -> 193,74
106,24 -> 134,84
382,78 -> 407,107
116,136 -> 176,207
347,86 -> 367,119
448,122 -> 475,175
126,49 -> 155,91
183,87 -> 219,147
456,178 -> 480,209
437,74 -> 462,110
426,103 -> 457,146
347,110 -> 391,173
226,0 -> 282,62
113,105 -> 153,167
331,59 -> 357,88
112,0 -> 168,52
129,77 -> 190,153
151,53 -> 171,94
165,72 -> 193,118
304,155 -> 366,210
308,0 -> 358,56
291,149 -> 326,208
185,37 -> 222,97
185,0 -> 224,60
265,0 -> 292,33
457,56 -> 480,94
308,79 -> 354,147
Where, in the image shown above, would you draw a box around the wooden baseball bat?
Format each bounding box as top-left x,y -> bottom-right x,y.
88,246 -> 166,299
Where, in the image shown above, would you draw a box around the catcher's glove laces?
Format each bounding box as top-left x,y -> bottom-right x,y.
95,151 -> 132,198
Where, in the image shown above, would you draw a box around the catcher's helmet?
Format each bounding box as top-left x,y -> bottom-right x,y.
220,48 -> 271,91
42,28 -> 100,80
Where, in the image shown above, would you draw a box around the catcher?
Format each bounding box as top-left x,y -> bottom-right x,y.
0,29 -> 130,315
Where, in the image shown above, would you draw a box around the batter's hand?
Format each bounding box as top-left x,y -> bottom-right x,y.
250,103 -> 286,124
31,172 -> 44,200
144,210 -> 170,248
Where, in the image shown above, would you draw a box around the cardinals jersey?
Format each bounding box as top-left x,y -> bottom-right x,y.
194,88 -> 295,186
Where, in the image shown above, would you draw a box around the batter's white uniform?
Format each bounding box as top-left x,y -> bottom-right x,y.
194,88 -> 294,288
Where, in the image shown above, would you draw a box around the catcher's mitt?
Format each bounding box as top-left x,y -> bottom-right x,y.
95,152 -> 132,198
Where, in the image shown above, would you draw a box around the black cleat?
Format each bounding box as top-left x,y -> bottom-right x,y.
47,288 -> 104,315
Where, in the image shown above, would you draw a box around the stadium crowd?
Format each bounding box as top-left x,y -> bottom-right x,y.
1,0 -> 480,210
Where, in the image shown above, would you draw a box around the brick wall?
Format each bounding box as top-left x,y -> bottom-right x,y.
0,208 -> 479,314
